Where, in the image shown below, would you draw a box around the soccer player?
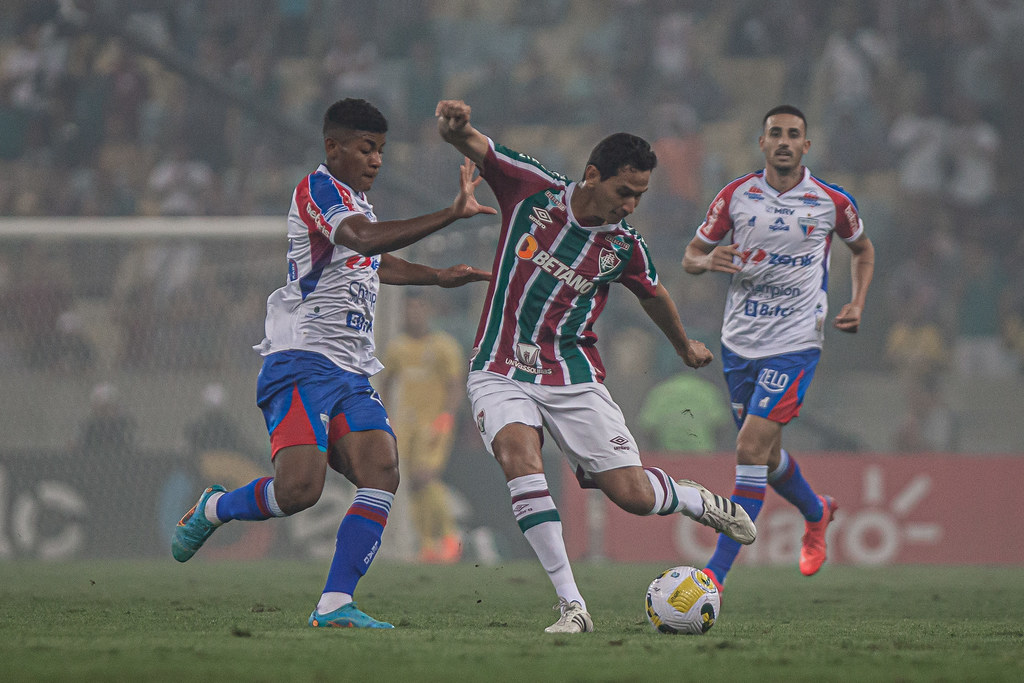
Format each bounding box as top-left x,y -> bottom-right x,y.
380,291 -> 466,563
435,98 -> 756,634
682,105 -> 875,593
171,98 -> 495,629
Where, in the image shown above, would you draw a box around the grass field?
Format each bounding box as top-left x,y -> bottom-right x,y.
2,560 -> 1022,682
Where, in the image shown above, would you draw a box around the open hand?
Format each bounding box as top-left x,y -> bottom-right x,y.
437,263 -> 491,288
452,157 -> 497,219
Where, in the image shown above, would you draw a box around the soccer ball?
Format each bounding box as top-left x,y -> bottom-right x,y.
645,566 -> 721,635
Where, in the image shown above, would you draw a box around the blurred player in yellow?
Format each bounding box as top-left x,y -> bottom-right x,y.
381,291 -> 466,563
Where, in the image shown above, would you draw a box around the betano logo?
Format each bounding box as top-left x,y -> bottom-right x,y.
515,234 -> 594,294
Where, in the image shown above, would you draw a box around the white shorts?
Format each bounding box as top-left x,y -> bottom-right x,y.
466,370 -> 642,479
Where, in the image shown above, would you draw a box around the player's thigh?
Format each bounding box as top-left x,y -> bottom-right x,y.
467,370 -> 544,458
539,382 -> 641,483
271,443 -> 328,513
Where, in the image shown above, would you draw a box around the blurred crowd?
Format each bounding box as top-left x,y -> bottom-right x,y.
2,0 -> 1024,454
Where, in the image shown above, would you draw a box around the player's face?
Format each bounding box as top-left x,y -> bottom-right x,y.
579,165 -> 650,226
324,130 -> 386,192
759,114 -> 810,172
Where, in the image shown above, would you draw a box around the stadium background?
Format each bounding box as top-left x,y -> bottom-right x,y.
0,0 -> 1021,564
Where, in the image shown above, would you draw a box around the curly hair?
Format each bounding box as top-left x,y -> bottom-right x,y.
323,98 -> 388,137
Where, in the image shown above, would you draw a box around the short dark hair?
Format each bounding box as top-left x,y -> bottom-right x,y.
762,104 -> 807,131
323,98 -> 388,137
585,133 -> 657,180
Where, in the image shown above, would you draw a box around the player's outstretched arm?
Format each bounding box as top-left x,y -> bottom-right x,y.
436,99 -> 489,166
378,254 -> 490,287
639,283 -> 714,369
333,159 -> 495,257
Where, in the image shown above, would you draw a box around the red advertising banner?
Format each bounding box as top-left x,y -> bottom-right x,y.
560,453 -> 1024,565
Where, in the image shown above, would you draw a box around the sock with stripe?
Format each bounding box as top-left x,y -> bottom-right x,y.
508,473 -> 585,611
319,488 -> 393,610
705,464 -> 767,583
643,467 -> 704,516
769,449 -> 824,522
210,476 -> 286,524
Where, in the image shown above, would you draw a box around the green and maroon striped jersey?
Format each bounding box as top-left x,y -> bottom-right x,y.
470,138 -> 659,385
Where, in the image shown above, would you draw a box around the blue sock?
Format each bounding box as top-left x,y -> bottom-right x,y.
215,476 -> 284,522
323,488 -> 393,595
769,449 -> 824,522
706,465 -> 767,583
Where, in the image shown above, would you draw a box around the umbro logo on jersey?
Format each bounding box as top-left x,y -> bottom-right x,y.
530,207 -> 553,228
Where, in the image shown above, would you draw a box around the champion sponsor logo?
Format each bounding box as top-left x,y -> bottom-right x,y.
744,186 -> 765,201
801,192 -> 821,207
741,280 -> 801,298
530,207 -> 553,228
799,216 -> 817,237
544,190 -> 567,210
769,218 -> 790,231
348,281 -> 377,304
598,248 -> 620,275
305,201 -> 333,238
515,342 -> 541,367
757,368 -> 790,393
515,234 -> 595,294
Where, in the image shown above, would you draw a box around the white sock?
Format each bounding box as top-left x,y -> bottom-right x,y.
204,492 -> 225,526
508,474 -> 586,611
644,468 -> 703,517
317,592 -> 353,614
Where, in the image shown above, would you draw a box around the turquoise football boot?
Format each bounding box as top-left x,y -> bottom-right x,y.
309,602 -> 394,629
171,485 -> 226,562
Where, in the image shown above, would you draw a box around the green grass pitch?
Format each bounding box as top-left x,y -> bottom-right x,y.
1,560 -> 1022,681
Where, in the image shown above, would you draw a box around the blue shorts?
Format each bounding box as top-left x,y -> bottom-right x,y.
721,344 -> 820,428
256,350 -> 394,458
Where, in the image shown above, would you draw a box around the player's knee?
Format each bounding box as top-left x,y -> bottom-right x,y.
274,479 -> 323,514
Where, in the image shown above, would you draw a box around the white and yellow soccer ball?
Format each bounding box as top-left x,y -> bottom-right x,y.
645,566 -> 721,635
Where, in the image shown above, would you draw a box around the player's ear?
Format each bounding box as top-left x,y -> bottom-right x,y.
582,164 -> 601,186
